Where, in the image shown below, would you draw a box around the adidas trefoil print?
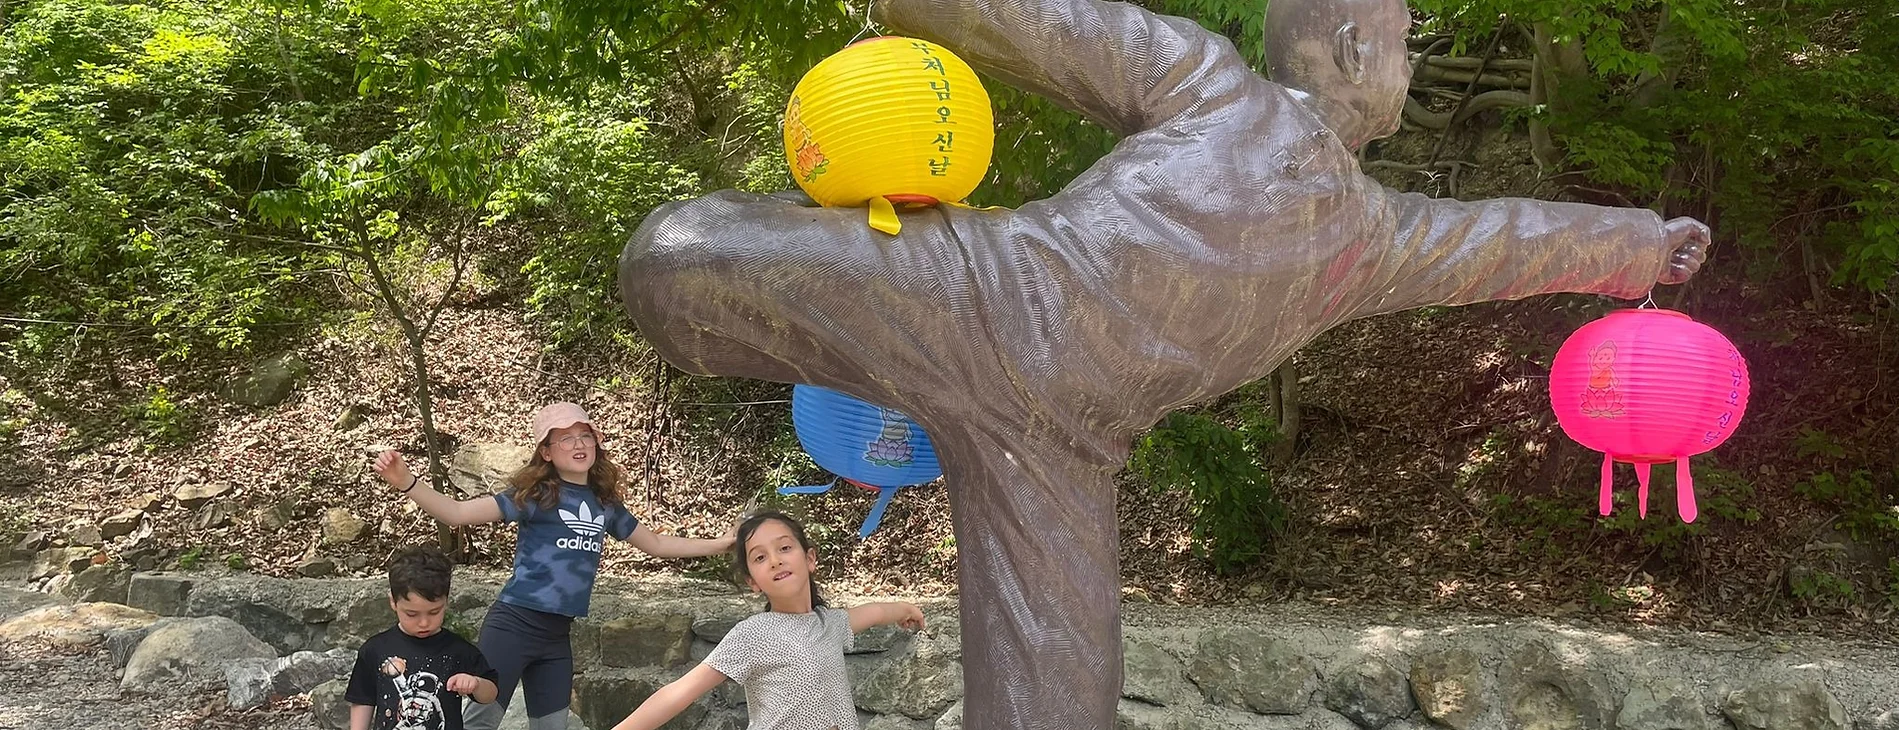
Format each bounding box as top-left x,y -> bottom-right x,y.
556,502 -> 606,552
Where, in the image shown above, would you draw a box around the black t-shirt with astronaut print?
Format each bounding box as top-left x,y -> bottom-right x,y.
345,626 -> 497,730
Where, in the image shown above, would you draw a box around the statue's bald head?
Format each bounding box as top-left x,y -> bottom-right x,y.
1263,0 -> 1411,149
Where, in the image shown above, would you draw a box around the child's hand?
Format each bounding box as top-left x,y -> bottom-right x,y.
445,673 -> 482,694
894,602 -> 925,632
718,516 -> 740,548
719,498 -> 759,549
380,656 -> 407,676
372,450 -> 414,492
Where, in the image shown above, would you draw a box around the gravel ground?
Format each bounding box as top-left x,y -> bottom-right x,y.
0,640 -> 315,730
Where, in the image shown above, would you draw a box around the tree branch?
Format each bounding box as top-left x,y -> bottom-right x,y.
1427,30 -> 1506,166
635,0 -> 729,56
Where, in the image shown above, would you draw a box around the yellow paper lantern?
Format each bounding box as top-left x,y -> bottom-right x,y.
784,36 -> 994,235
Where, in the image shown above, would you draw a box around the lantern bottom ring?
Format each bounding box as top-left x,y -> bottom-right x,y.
883,194 -> 940,207
1612,454 -> 1679,464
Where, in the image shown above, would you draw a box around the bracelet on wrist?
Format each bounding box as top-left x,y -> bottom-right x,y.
403,475 -> 421,494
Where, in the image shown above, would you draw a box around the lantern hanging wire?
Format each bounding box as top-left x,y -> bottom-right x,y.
849,0 -> 881,45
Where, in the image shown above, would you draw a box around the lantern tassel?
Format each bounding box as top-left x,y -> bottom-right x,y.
1634,462 -> 1652,519
1677,459 -> 1698,523
868,197 -> 901,235
1599,455 -> 1614,516
859,485 -> 901,539
779,480 -> 839,496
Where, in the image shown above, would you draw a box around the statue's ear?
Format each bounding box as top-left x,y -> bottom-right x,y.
1334,21 -> 1367,85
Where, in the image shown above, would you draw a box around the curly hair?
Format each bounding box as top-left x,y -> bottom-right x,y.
387,545 -> 453,601
504,434 -> 627,512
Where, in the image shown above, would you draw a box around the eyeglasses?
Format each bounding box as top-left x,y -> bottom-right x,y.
551,433 -> 597,449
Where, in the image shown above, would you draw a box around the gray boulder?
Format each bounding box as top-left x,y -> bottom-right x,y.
226,647 -> 355,709
122,616 -> 277,693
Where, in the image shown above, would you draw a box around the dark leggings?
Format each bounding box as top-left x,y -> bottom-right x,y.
464,601 -> 574,730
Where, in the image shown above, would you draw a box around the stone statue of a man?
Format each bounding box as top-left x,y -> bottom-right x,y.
619,0 -> 1709,727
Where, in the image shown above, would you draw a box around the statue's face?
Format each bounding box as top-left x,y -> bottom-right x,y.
1264,0 -> 1414,149
1355,18 -> 1411,144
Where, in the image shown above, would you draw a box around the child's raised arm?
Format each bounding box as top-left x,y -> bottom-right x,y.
611,663 -> 728,730
849,601 -> 925,634
624,522 -> 736,559
372,450 -> 502,527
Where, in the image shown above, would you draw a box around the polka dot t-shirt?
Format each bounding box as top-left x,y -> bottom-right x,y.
705,607 -> 857,730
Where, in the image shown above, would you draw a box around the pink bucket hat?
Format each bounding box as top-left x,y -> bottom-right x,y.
531,402 -> 596,445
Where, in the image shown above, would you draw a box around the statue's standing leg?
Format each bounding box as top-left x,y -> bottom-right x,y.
939,429 -> 1123,730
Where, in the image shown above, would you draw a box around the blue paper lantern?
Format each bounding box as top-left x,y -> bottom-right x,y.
778,384 -> 941,538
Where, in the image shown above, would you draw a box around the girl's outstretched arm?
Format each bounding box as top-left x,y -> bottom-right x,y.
611,663 -> 728,730
372,450 -> 502,527
849,601 -> 926,633
625,523 -> 736,558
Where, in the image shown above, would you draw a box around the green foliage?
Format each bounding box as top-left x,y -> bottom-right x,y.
1794,469 -> 1899,542
443,608 -> 479,639
682,552 -> 737,584
1793,427 -> 1848,461
1487,492 -> 1588,557
972,87 -> 1120,208
1131,404 -> 1288,574
0,389 -> 27,444
224,552 -> 249,571
175,545 -> 205,570
1146,0 -> 1268,67
120,385 -> 190,447
0,0 -> 336,369
1491,463 -> 1759,560
492,97 -> 702,346
1790,568 -> 1855,604
1415,0 -> 1899,291
1594,464 -> 1759,557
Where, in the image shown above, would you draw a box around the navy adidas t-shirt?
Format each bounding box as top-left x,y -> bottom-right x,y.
493,481 -> 638,617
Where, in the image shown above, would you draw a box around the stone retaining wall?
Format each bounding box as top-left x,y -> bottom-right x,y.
30,567 -> 1899,730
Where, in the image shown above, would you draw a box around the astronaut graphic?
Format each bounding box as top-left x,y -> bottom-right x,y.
381,657 -> 445,730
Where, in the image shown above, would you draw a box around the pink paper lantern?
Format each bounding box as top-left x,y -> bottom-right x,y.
1548,309 -> 1749,523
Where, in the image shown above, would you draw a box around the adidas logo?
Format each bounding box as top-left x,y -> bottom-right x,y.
555,503 -> 606,552
559,503 -> 606,537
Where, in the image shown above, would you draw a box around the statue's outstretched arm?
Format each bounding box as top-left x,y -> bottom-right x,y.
620,190 -> 982,415
1347,187 -> 1692,319
873,0 -> 1253,135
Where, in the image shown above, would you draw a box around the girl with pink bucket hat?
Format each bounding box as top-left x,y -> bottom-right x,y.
373,402 -> 736,730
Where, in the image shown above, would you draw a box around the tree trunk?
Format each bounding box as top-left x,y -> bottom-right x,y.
354,214 -> 460,555
1631,9 -> 1688,109
1529,23 -> 1586,171
1802,238 -> 1828,314
403,328 -> 457,553
1271,358 -> 1300,465
274,5 -> 302,102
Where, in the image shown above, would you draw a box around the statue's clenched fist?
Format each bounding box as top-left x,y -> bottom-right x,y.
1661,217 -> 1711,285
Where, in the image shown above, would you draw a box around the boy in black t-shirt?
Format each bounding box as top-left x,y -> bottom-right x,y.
346,546 -> 499,730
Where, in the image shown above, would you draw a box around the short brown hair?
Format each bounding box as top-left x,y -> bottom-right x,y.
387,545 -> 452,601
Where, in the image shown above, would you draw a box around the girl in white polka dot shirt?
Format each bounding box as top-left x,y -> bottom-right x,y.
611,510 -> 926,730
